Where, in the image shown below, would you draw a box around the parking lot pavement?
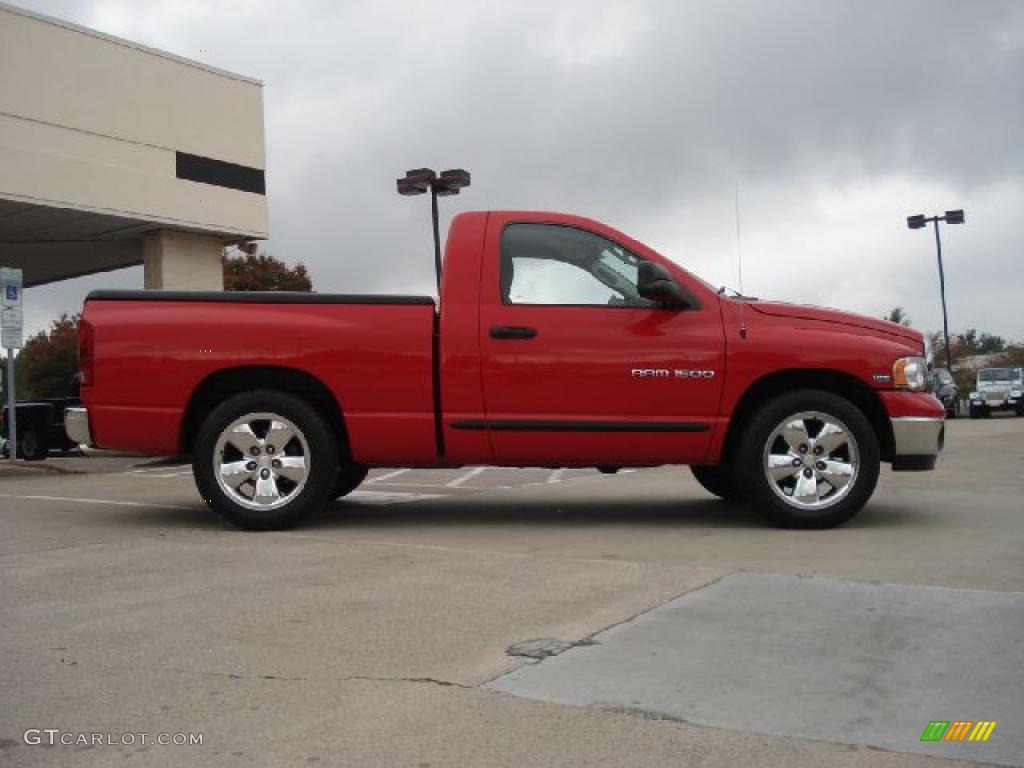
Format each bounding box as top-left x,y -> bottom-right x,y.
489,572 -> 1024,765
0,416 -> 1021,766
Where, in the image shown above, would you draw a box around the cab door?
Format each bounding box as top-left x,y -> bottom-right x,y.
473,217 -> 725,466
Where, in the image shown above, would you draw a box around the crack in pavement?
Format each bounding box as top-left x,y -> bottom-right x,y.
186,669 -> 471,689
340,675 -> 472,689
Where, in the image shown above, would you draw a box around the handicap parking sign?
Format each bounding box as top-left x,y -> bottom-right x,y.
1,268 -> 22,308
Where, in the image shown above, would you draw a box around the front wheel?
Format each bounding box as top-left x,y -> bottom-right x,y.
193,390 -> 339,530
734,390 -> 879,529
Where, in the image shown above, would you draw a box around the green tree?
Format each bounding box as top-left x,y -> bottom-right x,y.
885,307 -> 911,326
222,250 -> 312,292
976,333 -> 1006,354
7,313 -> 80,399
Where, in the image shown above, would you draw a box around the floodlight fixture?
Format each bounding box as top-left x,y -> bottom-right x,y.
397,168 -> 437,196
907,214 -> 927,230
944,209 -> 964,225
436,169 -> 471,196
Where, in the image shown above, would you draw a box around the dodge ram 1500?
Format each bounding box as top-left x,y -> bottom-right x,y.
66,211 -> 944,529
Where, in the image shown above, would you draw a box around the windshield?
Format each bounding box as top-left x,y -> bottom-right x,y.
978,368 -> 1021,382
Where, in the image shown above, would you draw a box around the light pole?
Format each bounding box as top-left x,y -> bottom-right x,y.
907,209 -> 964,371
396,168 -> 471,291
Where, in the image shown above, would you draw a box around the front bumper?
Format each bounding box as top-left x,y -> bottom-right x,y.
971,395 -> 1021,411
890,416 -> 944,471
65,407 -> 93,446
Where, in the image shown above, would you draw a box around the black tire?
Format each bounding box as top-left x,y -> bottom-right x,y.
19,428 -> 48,461
734,389 -> 879,529
333,463 -> 369,499
969,406 -> 981,419
193,390 -> 339,530
690,465 -> 743,501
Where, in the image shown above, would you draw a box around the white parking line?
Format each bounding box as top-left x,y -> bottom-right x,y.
368,482 -> 484,491
0,491 -> 441,509
0,494 -> 195,511
445,467 -> 487,487
126,471 -> 193,478
345,490 -> 443,505
367,468 -> 411,484
547,468 -> 568,484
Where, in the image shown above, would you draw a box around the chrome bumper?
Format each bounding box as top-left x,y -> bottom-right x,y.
65,407 -> 93,446
890,416 -> 944,471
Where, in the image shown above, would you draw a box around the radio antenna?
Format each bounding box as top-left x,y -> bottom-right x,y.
735,180 -> 748,340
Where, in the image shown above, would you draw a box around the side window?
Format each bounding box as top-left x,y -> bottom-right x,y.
500,223 -> 656,308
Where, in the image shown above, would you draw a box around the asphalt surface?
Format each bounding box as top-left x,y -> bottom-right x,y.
1,416 -> 1021,767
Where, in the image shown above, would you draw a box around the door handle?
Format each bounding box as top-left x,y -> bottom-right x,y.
489,326 -> 538,340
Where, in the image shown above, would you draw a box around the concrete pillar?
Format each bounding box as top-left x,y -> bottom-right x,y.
143,230 -> 223,289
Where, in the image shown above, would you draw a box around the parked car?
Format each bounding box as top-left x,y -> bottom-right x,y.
929,367 -> 959,418
968,367 -> 1024,418
1,380 -> 81,460
67,211 -> 944,530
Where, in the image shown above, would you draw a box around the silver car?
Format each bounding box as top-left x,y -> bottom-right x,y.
969,367 -> 1024,418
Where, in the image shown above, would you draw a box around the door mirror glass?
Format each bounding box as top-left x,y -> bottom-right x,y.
637,262 -> 693,308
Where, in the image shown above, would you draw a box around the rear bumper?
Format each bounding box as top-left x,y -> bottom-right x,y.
65,407 -> 93,446
890,417 -> 944,471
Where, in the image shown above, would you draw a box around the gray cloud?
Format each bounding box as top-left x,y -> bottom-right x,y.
15,0 -> 1024,340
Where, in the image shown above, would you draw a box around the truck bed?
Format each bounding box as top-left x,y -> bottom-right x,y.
81,291 -> 439,463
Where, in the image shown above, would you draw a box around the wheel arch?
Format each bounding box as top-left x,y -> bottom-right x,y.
180,366 -> 350,458
721,368 -> 894,465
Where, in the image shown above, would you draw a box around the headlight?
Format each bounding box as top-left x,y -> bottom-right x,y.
969,392 -> 981,400
1012,390 -> 1023,398
892,356 -> 928,390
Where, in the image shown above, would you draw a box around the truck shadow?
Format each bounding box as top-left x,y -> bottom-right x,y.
92,495 -> 920,532
312,496 -> 918,530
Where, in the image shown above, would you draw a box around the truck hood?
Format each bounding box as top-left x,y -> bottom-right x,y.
748,301 -> 923,346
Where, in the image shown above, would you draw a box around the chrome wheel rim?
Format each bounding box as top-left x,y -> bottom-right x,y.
213,412 -> 310,511
762,411 -> 859,511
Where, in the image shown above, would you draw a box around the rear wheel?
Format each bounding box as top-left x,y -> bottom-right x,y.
690,465 -> 742,501
734,390 -> 879,529
333,463 -> 369,499
193,390 -> 338,530
19,428 -> 48,461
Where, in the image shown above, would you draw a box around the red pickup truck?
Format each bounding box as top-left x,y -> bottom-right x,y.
66,211 -> 944,530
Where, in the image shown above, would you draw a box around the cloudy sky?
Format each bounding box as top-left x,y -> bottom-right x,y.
15,0 -> 1024,341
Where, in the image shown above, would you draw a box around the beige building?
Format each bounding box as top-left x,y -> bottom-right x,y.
0,1 -> 268,289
